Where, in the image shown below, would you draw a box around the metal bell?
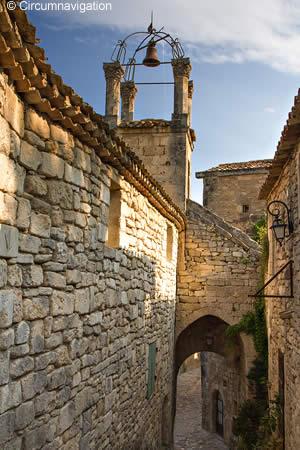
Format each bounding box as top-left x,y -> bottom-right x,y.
143,42 -> 160,67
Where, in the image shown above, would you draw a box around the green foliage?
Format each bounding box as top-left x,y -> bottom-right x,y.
252,217 -> 269,284
252,216 -> 267,246
233,399 -> 266,449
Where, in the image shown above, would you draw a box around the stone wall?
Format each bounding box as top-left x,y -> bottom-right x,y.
200,352 -> 240,445
200,171 -> 268,234
177,200 -> 261,335
117,123 -> 193,211
0,72 -> 179,450
264,144 -> 300,450
176,200 -> 261,443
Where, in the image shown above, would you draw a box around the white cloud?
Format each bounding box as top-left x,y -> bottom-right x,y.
43,0 -> 300,73
264,107 -> 276,113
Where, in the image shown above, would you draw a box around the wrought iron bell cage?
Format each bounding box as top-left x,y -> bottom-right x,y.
110,18 -> 185,82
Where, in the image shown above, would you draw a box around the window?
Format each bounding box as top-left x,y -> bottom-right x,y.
242,204 -> 249,213
106,181 -> 121,248
147,342 -> 156,399
166,225 -> 173,261
216,391 -> 224,436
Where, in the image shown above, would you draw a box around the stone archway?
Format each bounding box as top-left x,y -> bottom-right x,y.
173,315 -> 245,447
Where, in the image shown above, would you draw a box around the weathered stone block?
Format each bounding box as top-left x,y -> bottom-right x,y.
24,130 -> 45,150
44,272 -> 66,289
51,290 -> 74,316
15,321 -> 30,344
0,381 -> 22,414
0,115 -> 10,156
50,124 -> 70,144
48,367 -> 66,389
58,400 -> 75,433
75,288 -> 90,314
24,174 -> 48,196
0,290 -> 16,327
74,148 -> 91,173
35,351 -> 56,370
10,343 -> 29,358
16,253 -> 33,264
30,212 -> 51,238
65,163 -> 85,187
46,180 -> 73,208
23,424 -> 47,449
0,328 -> 14,350
3,84 -> 24,136
35,391 -> 56,415
25,109 -> 50,139
40,152 -> 64,179
0,225 -> 18,258
20,140 -> 41,170
0,192 -> 17,226
23,297 -> 49,320
29,319 -> 44,354
16,198 -> 31,230
0,351 -> 9,384
10,356 -> 34,378
0,410 -> 15,443
19,234 -> 41,254
22,265 -> 43,287
0,259 -> 7,288
66,269 -> 81,285
15,400 -> 35,430
66,225 -> 83,243
0,154 -> 19,194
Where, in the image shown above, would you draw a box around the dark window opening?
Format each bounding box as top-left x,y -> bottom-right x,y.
242,204 -> 250,213
216,391 -> 224,437
106,181 -> 121,248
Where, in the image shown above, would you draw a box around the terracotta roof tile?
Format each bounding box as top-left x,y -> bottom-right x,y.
196,159 -> 273,178
119,119 -> 171,128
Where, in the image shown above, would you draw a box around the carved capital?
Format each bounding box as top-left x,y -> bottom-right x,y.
188,80 -> 194,98
103,62 -> 124,82
171,57 -> 191,78
121,81 -> 137,100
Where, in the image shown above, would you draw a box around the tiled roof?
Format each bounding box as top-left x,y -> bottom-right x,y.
260,91 -> 300,199
0,2 -> 185,230
196,159 -> 273,178
119,119 -> 196,142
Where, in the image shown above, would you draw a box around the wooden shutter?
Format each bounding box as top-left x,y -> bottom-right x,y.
147,342 -> 156,399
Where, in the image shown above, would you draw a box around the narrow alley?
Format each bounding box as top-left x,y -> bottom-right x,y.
174,368 -> 229,450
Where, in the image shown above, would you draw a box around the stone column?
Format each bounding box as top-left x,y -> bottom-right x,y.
171,57 -> 191,126
120,81 -> 138,122
103,62 -> 124,128
188,80 -> 194,127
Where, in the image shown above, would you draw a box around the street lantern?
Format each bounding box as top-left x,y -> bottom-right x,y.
267,200 -> 293,246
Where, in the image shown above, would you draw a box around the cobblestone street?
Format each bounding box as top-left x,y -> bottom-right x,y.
174,368 -> 229,450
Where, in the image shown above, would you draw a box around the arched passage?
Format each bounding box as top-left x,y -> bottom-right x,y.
173,315 -> 246,447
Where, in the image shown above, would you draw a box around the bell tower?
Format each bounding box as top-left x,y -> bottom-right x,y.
103,25 -> 196,211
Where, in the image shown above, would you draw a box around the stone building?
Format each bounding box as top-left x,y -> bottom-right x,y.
0,3 -> 262,449
259,89 -> 300,450
196,159 -> 272,234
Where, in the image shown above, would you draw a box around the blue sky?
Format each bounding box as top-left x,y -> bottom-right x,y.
26,0 -> 300,202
